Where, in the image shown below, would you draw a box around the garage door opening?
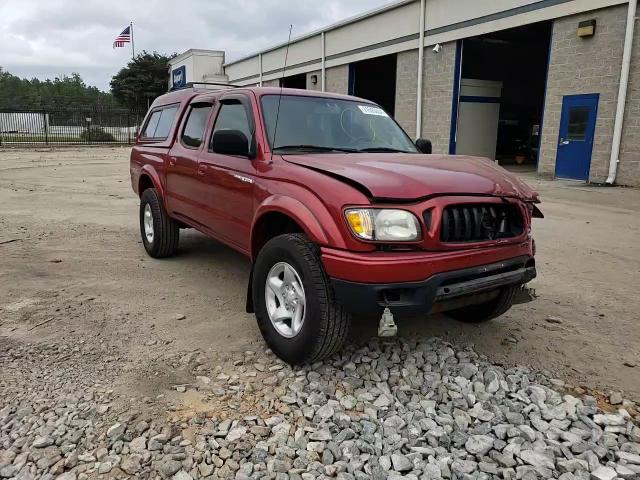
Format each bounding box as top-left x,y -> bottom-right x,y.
280,73 -> 307,89
350,54 -> 397,116
456,21 -> 552,169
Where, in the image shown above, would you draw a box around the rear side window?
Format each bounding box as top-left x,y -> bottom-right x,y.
141,105 -> 179,140
182,105 -> 212,148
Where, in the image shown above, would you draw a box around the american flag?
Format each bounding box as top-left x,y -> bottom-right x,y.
113,26 -> 131,48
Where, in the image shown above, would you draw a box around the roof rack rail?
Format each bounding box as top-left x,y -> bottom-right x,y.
169,81 -> 241,92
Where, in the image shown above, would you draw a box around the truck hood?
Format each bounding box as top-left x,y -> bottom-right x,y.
283,153 -> 539,202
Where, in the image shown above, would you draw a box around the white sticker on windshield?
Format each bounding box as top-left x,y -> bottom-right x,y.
358,105 -> 388,117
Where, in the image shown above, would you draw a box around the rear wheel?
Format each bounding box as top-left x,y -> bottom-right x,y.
140,188 -> 179,258
445,286 -> 516,323
252,233 -> 351,364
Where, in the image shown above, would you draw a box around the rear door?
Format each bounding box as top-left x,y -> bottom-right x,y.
555,94 -> 599,181
165,101 -> 214,222
196,94 -> 257,253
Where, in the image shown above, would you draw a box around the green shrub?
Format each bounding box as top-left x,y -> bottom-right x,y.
80,126 -> 116,142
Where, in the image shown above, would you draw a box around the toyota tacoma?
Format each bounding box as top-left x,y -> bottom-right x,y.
130,86 -> 542,364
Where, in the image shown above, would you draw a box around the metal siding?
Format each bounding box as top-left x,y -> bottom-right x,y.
425,0 -> 544,31
260,35 -> 322,73
324,2 -> 421,57
225,0 -> 628,83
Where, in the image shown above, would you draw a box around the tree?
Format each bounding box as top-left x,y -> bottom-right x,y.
110,51 -> 175,111
0,68 -> 115,110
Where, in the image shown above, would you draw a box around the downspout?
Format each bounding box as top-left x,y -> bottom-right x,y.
416,0 -> 426,139
259,54 -> 263,87
607,0 -> 637,184
321,32 -> 326,92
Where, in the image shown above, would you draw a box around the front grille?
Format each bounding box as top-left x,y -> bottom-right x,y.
440,203 -> 523,243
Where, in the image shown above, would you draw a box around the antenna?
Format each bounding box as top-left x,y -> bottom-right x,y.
271,24 -> 293,161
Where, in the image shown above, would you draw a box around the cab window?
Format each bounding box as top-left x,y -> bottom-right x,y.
210,102 -> 252,151
181,105 -> 212,148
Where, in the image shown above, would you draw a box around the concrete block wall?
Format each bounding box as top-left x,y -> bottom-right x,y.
618,16 -> 640,185
394,50 -> 419,138
421,42 -> 456,154
539,5 -> 626,182
306,71 -> 322,91
325,65 -> 350,95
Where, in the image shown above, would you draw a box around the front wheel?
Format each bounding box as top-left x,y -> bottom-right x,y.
445,286 -> 517,323
252,234 -> 351,364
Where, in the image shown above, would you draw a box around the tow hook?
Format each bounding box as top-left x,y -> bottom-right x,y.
378,307 -> 398,337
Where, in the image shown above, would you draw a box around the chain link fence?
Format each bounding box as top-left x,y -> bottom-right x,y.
0,108 -> 146,146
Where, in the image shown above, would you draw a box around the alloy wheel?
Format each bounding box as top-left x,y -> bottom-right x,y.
265,262 -> 306,338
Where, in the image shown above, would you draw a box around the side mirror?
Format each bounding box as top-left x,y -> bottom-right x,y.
211,129 -> 250,157
416,138 -> 433,154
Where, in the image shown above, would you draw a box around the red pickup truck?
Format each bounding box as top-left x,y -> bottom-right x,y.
130,86 -> 541,364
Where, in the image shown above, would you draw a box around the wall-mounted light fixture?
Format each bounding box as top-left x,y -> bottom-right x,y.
578,19 -> 596,38
310,74 -> 318,85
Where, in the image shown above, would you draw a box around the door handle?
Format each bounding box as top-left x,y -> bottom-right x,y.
168,156 -> 177,166
197,164 -> 207,175
560,140 -> 570,146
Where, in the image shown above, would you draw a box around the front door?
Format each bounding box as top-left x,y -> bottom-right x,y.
555,94 -> 599,181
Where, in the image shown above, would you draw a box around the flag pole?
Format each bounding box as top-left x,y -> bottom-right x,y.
130,22 -> 135,60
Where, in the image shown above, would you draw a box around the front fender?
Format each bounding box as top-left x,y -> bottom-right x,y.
252,195 -> 347,254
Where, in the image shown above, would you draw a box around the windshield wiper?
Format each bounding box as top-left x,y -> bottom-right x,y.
357,147 -> 413,153
274,145 -> 358,153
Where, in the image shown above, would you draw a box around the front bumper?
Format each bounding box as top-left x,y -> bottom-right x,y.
330,256 -> 536,316
321,240 -> 534,284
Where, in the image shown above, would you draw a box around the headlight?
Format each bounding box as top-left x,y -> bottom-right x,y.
345,208 -> 421,242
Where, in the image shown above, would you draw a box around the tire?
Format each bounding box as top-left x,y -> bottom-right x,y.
252,233 -> 351,364
139,188 -> 179,258
445,286 -> 517,324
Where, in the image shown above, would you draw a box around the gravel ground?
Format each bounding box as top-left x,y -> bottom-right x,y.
2,337 -> 640,479
1,148 -> 640,479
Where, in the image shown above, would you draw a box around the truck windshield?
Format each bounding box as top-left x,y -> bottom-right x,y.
261,95 -> 418,154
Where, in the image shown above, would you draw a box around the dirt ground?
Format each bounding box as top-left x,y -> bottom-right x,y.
1,147 -> 639,401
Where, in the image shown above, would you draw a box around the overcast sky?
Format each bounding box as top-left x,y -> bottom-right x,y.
0,0 -> 395,92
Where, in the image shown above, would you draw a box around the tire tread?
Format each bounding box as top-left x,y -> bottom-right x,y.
140,188 -> 179,258
254,233 -> 351,364
287,233 -> 350,362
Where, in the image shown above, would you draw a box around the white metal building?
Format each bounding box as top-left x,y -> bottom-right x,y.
174,0 -> 640,186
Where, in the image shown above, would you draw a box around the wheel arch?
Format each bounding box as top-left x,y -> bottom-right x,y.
137,166 -> 164,199
250,197 -> 334,260
251,211 -> 306,259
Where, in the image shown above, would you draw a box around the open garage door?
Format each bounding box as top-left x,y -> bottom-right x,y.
454,22 -> 551,169
350,54 -> 397,116
280,73 -> 307,89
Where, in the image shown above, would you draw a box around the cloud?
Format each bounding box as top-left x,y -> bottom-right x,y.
0,0 -> 396,91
